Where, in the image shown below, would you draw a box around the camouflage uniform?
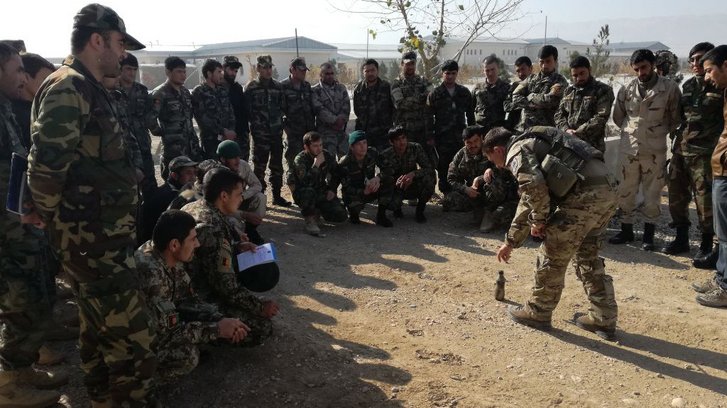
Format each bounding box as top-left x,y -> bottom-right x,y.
120,81 -> 157,193
335,147 -> 380,215
289,150 -> 347,221
27,57 -> 156,405
391,74 -> 434,148
472,78 -> 510,131
505,127 -> 618,327
353,78 -> 394,152
377,142 -> 435,210
503,81 -> 523,131
245,77 -> 285,193
510,71 -> 568,129
668,75 -> 724,233
181,200 -> 271,344
554,77 -> 615,153
312,80 -> 350,158
221,77 -> 250,161
281,76 -> 315,168
108,87 -> 144,172
191,83 -> 235,159
427,83 -> 475,193
151,81 -> 203,179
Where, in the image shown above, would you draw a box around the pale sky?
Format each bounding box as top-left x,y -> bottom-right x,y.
2,0 -> 724,58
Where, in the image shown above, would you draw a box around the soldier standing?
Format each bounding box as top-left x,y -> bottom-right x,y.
486,127 -> 619,340
391,51 -> 434,160
312,62 -> 350,159
221,56 -> 250,161
335,130 -> 382,225
473,54 -> 510,132
554,56 -> 614,153
26,4 -> 157,405
504,56 -> 533,131
281,57 -> 315,169
352,58 -> 394,152
192,59 -> 236,159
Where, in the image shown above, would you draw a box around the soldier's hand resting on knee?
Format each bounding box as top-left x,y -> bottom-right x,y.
218,318 -> 250,343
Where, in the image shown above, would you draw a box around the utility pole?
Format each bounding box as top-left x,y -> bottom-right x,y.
295,28 -> 299,57
543,15 -> 548,45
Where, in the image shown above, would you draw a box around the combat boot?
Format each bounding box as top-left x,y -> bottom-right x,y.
272,188 -> 292,207
375,206 -> 393,228
641,223 -> 656,251
695,287 -> 727,308
348,209 -> 361,224
692,277 -> 718,293
694,233 -> 715,260
479,209 -> 495,233
36,344 -> 65,366
304,216 -> 320,236
0,370 -> 60,408
507,305 -> 552,331
693,246 -> 719,270
244,223 -> 265,246
15,367 -> 68,390
608,223 -> 634,244
662,226 -> 690,255
415,201 -> 427,223
573,312 -> 616,341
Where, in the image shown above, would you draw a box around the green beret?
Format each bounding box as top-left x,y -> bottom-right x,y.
348,130 -> 367,146
216,140 -> 241,159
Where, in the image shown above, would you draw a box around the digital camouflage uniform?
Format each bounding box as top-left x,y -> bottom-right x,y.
191,83 -> 235,159
245,77 -> 285,193
281,76 -> 315,168
221,77 -> 250,161
151,81 -> 203,179
505,127 -> 618,327
554,77 -> 615,153
120,81 -> 157,193
472,78 -> 510,132
668,75 -> 724,234
181,200 -> 271,344
510,71 -> 568,130
108,87 -> 144,172
353,78 -> 394,152
289,150 -> 347,221
427,83 -> 475,193
391,74 -> 433,149
377,142 -> 435,210
335,147 -> 380,215
27,57 -> 156,406
312,80 -> 350,159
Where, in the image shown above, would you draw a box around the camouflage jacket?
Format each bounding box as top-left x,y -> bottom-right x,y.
352,78 -> 394,138
289,149 -> 339,193
109,88 -> 144,171
427,83 -> 475,145
151,82 -> 203,159
27,57 -> 139,274
181,199 -> 263,315
119,81 -> 156,151
244,77 -> 285,136
221,78 -> 249,136
510,71 -> 568,129
446,146 -> 494,194
191,83 -> 235,143
168,182 -> 202,211
679,75 -> 725,155
391,74 -> 433,135
135,241 -> 220,347
503,81 -> 523,130
472,78 -> 510,130
280,77 -> 315,136
378,142 -> 434,186
335,148 -> 379,198
554,77 -> 614,153
1,94 -> 28,267
312,80 -> 350,134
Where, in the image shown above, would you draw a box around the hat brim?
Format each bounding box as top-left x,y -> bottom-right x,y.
123,32 -> 145,51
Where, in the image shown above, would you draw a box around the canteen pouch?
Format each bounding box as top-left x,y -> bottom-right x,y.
541,153 -> 578,198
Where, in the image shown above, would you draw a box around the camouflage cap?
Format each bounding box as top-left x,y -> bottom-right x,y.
291,57 -> 309,71
73,3 -> 145,51
655,50 -> 679,75
402,51 -> 417,63
257,55 -> 274,68
169,155 -> 198,172
223,55 -> 242,69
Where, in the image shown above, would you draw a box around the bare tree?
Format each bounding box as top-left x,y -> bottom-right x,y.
586,24 -> 611,78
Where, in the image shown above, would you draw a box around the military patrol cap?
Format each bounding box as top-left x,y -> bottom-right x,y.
169,156 -> 198,172
257,55 -> 274,68
441,59 -> 459,72
120,53 -> 138,68
223,55 -> 242,69
402,51 -> 417,63
216,140 -> 242,159
348,130 -> 367,146
73,3 -> 145,51
291,57 -> 309,71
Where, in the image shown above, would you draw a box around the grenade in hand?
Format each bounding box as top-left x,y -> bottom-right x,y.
495,270 -> 506,301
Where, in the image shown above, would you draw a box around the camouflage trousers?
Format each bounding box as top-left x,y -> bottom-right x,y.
136,131 -> 158,196
243,192 -> 267,219
668,152 -> 713,235
64,246 -> 157,406
435,142 -> 461,194
408,128 -> 438,170
251,132 -> 284,192
617,151 -> 666,224
155,340 -> 200,382
236,132 -> 251,162
441,190 -> 517,226
201,137 -> 223,161
222,306 -> 273,346
292,187 -> 348,222
284,131 -> 305,169
378,171 -> 436,210
320,130 -> 348,160
526,183 -> 618,327
342,190 -> 379,215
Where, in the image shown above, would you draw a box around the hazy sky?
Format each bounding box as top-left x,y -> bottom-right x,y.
1,0 -> 723,58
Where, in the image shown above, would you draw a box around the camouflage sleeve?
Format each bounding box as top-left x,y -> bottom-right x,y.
311,88 -> 338,125
509,80 -> 530,110
292,153 -> 319,188
144,91 -> 158,132
352,84 -> 363,118
149,89 -> 164,136
503,82 -> 519,112
325,152 -> 339,192
377,151 -> 395,186
414,143 -> 434,176
446,149 -> 468,194
340,86 -> 351,119
575,85 -> 614,137
225,95 -> 236,133
665,82 -> 683,134
425,90 -> 436,139
125,129 -> 144,171
239,161 -> 262,200
465,89 -> 476,126
553,88 -> 571,131
192,87 -> 223,137
505,145 -> 549,247
390,82 -> 404,110
528,75 -> 567,109
612,86 -> 627,128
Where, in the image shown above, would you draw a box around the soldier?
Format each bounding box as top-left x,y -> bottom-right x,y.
26,4 -> 157,406
486,126 -> 619,340
11,53 -> 55,148
221,56 -> 250,161
426,59 -> 475,193
391,51 -> 434,159
102,74 -> 144,178
289,131 -> 347,236
443,125 -> 518,232
119,53 -> 158,195
664,43 -> 723,264
181,168 -> 279,343
694,44 -> 727,307
655,50 -> 683,84
136,210 -> 248,381
245,55 -> 291,207
281,57 -> 315,168
509,45 -> 568,129
152,56 -> 203,179
168,159 -> 224,211
609,49 -> 681,250
312,62 -> 350,159
352,58 -> 394,152
473,54 -> 510,132
554,56 -> 615,153
504,56 -> 533,131
192,59 -> 236,159
335,130 -> 382,225
0,42 -> 68,408
377,126 -> 436,225
216,140 -> 267,245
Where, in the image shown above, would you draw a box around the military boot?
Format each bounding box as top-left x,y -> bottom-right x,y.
608,223 -> 634,244
641,223 -> 656,251
693,246 -> 719,270
15,367 -> 68,390
479,209 -> 495,233
692,277 -> 718,293
36,344 -> 65,366
415,201 -> 427,223
348,209 -> 361,224
244,222 -> 265,246
694,233 -> 715,260
662,226 -> 690,255
695,287 -> 727,308
573,312 -> 616,341
507,305 -> 552,331
272,188 -> 292,207
0,371 -> 60,408
375,206 -> 393,228
304,216 -> 320,236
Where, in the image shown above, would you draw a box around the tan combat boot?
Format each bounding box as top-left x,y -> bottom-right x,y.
573,312 -> 616,341
15,367 -> 68,390
507,305 -> 552,331
36,345 -> 65,366
304,216 -> 320,236
479,209 -> 495,233
0,370 -> 61,408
